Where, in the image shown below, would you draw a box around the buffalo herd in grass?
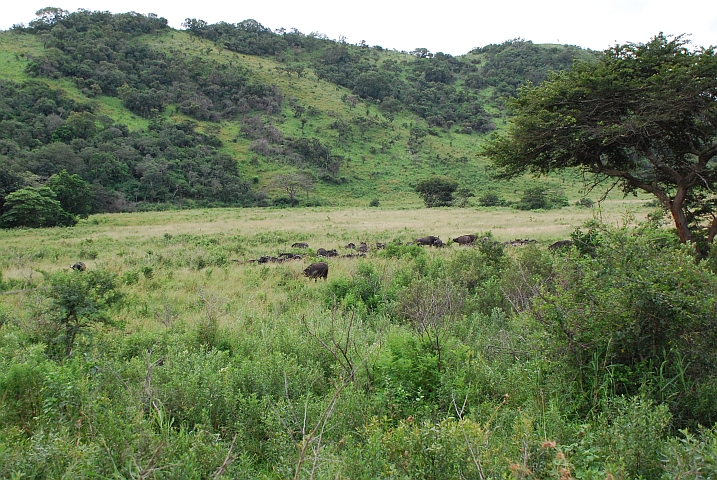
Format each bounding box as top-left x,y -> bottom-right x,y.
244,235 -> 572,283
70,236 -> 573,281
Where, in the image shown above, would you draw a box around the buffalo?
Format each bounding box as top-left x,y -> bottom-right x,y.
303,262 -> 329,282
344,242 -> 356,249
357,242 -> 368,253
71,262 -> 86,271
548,239 -> 574,251
415,235 -> 443,247
453,234 -> 477,246
317,248 -> 338,257
278,252 -> 304,260
292,242 -> 309,249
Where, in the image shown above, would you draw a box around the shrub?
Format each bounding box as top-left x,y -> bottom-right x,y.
527,228 -> 717,424
40,268 -> 122,357
576,197 -> 594,208
0,186 -> 77,228
516,186 -> 568,210
414,176 -> 458,207
478,191 -> 505,207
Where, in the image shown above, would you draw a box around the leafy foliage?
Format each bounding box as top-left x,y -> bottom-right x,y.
484,34 -> 717,248
41,268 -> 122,357
414,176 -> 458,207
0,186 -> 76,227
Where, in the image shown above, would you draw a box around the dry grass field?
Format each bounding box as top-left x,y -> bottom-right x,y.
1,198 -> 654,249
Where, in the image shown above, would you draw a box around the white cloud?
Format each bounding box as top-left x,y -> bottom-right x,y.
1,1 -> 715,54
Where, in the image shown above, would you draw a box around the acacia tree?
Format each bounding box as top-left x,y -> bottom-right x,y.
272,173 -> 314,206
483,34 -> 717,251
414,176 -> 458,207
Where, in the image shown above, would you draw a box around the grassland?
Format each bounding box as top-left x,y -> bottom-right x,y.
0,200 -> 651,271
4,185 -> 713,479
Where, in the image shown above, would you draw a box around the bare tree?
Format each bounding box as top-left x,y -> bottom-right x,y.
396,278 -> 464,371
272,173 -> 314,206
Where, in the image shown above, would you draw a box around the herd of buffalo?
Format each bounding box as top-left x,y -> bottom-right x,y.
70,236 -> 573,282
292,235 -> 570,282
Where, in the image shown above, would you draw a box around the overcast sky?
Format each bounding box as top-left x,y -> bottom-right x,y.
2,1 -> 716,55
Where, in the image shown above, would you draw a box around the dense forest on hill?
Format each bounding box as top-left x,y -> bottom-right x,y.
0,8 -> 595,225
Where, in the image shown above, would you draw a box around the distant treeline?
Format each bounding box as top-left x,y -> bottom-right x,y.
0,79 -> 259,220
0,9 -> 595,224
183,19 -> 595,132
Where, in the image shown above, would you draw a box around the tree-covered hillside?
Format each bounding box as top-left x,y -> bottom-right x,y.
0,8 -> 596,223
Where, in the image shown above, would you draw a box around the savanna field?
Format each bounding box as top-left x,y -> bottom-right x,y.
2,8 -> 717,479
5,201 -> 717,478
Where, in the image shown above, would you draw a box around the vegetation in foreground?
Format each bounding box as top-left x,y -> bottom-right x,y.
2,205 -> 717,478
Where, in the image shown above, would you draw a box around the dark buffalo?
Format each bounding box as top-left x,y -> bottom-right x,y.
292,242 -> 309,248
357,242 -> 368,253
453,234 -> 477,246
344,242 -> 356,249
375,242 -> 386,250
415,236 -> 443,247
548,239 -> 574,251
71,262 -> 86,271
279,253 -> 305,260
303,262 -> 329,282
317,248 -> 338,257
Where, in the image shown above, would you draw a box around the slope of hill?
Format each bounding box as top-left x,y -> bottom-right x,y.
0,9 -> 597,216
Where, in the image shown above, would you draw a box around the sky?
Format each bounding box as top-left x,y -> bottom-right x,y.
1,1 -> 716,55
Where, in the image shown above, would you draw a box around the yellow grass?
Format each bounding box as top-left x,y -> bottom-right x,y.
0,199 -> 653,247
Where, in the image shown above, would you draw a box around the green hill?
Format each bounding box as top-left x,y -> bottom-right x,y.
0,8 -> 598,216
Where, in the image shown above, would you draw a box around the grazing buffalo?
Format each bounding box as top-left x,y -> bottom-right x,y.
303,262 -> 329,282
344,242 -> 356,249
317,248 -> 338,257
548,239 -> 574,251
375,242 -> 386,250
279,253 -> 305,260
292,242 -> 309,248
357,242 -> 368,253
453,234 -> 477,246
415,236 -> 443,247
71,262 -> 86,271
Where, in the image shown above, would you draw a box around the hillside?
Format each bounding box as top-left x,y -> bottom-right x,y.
0,8 -> 598,216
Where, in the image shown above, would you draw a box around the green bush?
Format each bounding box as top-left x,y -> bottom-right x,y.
527,228 -> 717,424
414,176 -> 458,207
326,262 -> 386,312
40,268 -> 123,357
478,191 -> 505,207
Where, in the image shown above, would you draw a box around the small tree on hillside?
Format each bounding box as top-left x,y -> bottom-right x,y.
272,173 -> 314,206
414,176 -> 458,207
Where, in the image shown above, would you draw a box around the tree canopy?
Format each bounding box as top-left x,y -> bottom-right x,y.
483,34 -> 717,250
414,176 -> 458,207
